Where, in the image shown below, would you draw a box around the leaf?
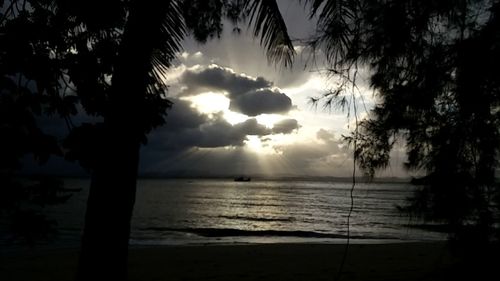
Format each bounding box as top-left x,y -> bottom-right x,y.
245,0 -> 295,67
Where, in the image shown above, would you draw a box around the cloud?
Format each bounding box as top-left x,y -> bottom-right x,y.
141,127 -> 354,177
180,64 -> 271,97
197,116 -> 243,147
179,51 -> 204,62
272,119 -> 300,134
229,88 -> 292,116
178,22 -> 316,89
272,129 -> 350,175
275,135 -> 343,166
163,99 -> 206,132
233,118 -> 271,136
178,65 -> 293,116
316,128 -> 335,143
195,117 -> 272,148
146,98 -> 299,156
147,108 -> 240,151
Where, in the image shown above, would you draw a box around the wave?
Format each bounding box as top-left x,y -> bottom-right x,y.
138,227 -> 398,240
215,215 -> 295,222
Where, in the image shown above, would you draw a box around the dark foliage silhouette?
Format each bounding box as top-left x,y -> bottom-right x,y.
308,0 -> 500,245
0,0 -> 78,247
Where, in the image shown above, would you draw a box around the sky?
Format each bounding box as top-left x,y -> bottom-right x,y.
136,1 -> 409,178
25,1 -> 409,178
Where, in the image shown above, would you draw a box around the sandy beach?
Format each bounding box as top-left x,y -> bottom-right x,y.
3,242 -> 486,281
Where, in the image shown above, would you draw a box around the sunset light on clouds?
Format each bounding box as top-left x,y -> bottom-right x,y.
139,25 -> 400,177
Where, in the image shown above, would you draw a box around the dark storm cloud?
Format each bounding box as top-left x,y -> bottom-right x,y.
146,108 -> 233,151
145,98 -> 286,155
163,99 -> 206,132
153,98 -> 272,150
179,65 -> 293,116
233,118 -> 271,136
197,115 -> 269,147
197,116 -> 242,147
180,64 -> 271,97
272,119 -> 300,134
229,88 -> 292,116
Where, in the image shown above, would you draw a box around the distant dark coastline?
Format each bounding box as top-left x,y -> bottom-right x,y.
137,174 -> 412,183
15,173 -> 413,184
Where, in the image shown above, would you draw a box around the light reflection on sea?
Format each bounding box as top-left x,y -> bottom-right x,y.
0,178 -> 447,252
130,179 -> 446,245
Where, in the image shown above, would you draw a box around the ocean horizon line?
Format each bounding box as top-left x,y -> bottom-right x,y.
23,174 -> 412,183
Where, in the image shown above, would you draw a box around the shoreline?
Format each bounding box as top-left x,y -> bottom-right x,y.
1,237 -> 446,256
1,241 -> 464,281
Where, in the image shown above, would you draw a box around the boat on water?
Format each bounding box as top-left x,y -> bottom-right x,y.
234,176 -> 251,182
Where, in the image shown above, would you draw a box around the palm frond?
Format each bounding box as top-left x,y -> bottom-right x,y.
245,0 -> 295,67
139,0 -> 186,132
149,0 -> 186,86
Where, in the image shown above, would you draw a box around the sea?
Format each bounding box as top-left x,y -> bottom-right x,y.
1,178 -> 447,251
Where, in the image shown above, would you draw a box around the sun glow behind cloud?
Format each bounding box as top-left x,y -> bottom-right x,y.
224,111 -> 249,125
181,91 -> 296,154
245,136 -> 274,154
163,63 -> 363,174
181,91 -> 249,125
134,3 -> 413,178
172,65 -> 356,151
182,92 -> 229,114
256,114 -> 284,128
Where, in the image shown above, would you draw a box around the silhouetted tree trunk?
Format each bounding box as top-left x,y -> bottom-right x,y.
74,1 -> 295,279
77,1 -> 169,280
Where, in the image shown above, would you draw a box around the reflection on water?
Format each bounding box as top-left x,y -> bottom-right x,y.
1,178 -> 446,250
131,179 -> 446,244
